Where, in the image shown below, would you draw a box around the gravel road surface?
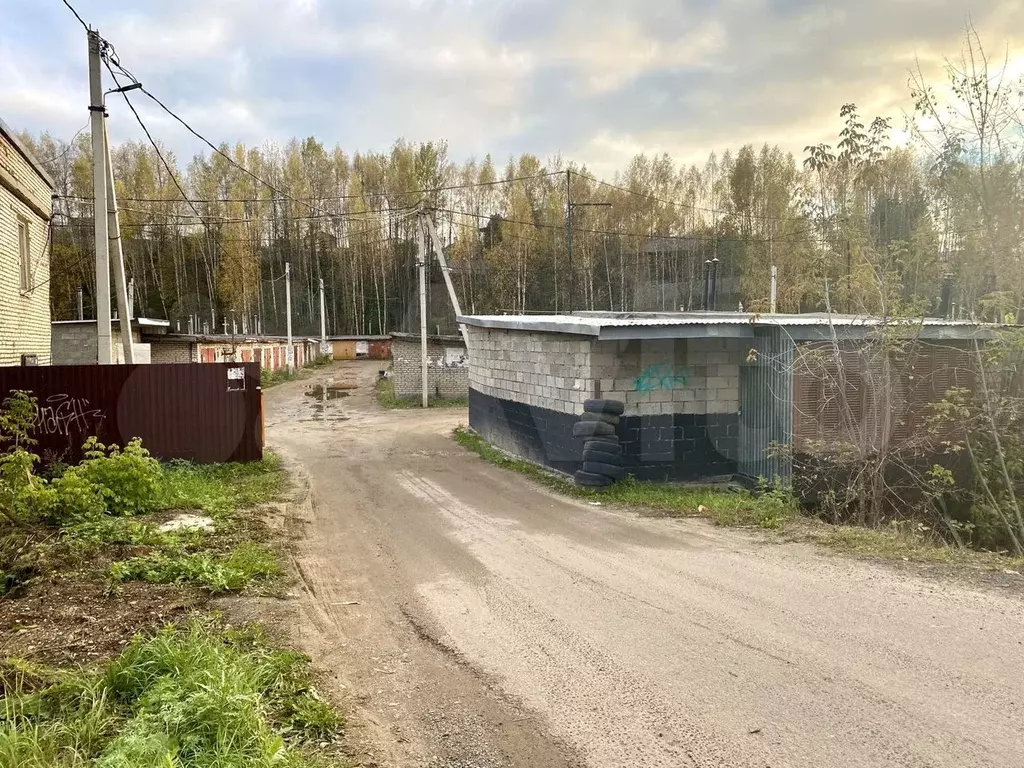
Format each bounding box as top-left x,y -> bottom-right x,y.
265,361 -> 1024,768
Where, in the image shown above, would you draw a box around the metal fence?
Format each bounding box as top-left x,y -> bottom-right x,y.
0,363 -> 263,464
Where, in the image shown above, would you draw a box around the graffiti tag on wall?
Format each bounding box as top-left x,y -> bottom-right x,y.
35,395 -> 106,437
634,364 -> 690,392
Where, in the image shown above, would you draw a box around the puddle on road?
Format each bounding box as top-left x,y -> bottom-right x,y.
305,384 -> 354,400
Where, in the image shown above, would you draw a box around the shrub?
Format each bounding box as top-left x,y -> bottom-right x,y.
57,438 -> 163,519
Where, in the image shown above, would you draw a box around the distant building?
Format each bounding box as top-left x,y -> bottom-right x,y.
0,117 -> 54,365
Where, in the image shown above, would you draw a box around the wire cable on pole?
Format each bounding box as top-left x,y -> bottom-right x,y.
60,0 -> 90,30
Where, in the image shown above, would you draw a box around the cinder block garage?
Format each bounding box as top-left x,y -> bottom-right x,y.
460,312 -> 982,483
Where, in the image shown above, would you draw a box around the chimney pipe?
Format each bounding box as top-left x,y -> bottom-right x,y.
710,257 -> 720,311
702,260 -> 712,310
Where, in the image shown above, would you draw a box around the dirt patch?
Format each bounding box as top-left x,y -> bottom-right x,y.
0,573 -> 199,666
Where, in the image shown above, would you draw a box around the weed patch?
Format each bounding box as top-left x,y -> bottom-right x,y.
110,542 -> 282,594
158,455 -> 287,518
0,619 -> 343,767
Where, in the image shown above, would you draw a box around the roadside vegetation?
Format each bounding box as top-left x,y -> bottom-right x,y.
453,426 -> 1024,571
376,375 -> 468,410
0,391 -> 347,766
0,619 -> 340,768
262,354 -> 334,389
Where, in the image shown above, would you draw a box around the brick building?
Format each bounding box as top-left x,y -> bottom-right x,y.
460,312 -> 989,483
1,118 -> 54,365
391,332 -> 468,400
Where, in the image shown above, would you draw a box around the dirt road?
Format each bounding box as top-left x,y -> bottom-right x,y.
266,361 -> 1024,768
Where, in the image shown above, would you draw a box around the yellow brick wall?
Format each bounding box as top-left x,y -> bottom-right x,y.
0,129 -> 52,366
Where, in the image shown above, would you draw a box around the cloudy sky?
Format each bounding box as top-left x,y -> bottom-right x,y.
3,0 -> 1022,175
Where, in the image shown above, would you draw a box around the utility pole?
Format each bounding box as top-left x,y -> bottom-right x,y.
565,170 -> 612,314
103,118 -> 135,363
319,277 -> 328,356
285,262 -> 294,373
88,30 -> 112,364
76,287 -> 84,321
422,213 -> 468,347
770,265 -> 778,314
416,218 -> 429,408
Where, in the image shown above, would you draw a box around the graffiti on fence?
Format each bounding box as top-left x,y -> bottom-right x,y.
634,364 -> 690,393
35,394 -> 106,437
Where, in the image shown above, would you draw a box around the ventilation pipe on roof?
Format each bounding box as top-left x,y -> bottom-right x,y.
702,260 -> 712,310
710,257 -> 720,311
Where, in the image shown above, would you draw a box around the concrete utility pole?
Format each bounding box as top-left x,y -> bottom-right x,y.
88,30 -> 112,364
76,287 -> 84,321
285,262 -> 294,373
104,118 -> 135,363
422,214 -> 468,347
416,218 -> 429,408
770,265 -> 778,314
319,277 -> 328,356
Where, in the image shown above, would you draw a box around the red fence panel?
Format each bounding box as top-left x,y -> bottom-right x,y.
0,363 -> 263,464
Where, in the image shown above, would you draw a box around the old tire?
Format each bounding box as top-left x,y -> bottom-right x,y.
582,449 -> 623,466
584,399 -> 625,416
583,439 -> 621,454
579,411 -> 620,426
582,462 -> 626,480
575,470 -> 614,487
573,421 -> 616,438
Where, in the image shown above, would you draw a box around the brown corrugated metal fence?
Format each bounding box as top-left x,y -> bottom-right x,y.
0,363 -> 263,464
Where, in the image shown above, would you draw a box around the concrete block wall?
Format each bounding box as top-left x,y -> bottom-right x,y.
466,327 -> 592,414
392,337 -> 468,399
1,130 -> 52,366
591,337 -> 744,417
51,322 -> 144,365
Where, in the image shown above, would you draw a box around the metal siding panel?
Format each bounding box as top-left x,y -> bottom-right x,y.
739,329 -> 794,482
0,363 -> 263,464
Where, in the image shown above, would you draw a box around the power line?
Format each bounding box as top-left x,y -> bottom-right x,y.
433,206 -> 826,244
104,60 -> 209,229
53,171 -> 565,206
60,0 -> 89,31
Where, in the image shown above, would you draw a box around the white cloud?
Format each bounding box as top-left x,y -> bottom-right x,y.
4,0 -> 1024,177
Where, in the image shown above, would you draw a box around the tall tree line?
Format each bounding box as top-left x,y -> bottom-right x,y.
20,30 -> 1024,335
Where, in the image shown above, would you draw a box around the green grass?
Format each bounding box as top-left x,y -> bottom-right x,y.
376,377 -> 468,410
0,619 -> 343,768
452,426 -> 793,530
158,455 -> 288,518
110,542 -> 282,594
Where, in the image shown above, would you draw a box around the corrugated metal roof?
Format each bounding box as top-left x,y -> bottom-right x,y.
458,312 -> 997,341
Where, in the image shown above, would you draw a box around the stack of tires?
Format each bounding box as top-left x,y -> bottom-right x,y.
572,399 -> 626,489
